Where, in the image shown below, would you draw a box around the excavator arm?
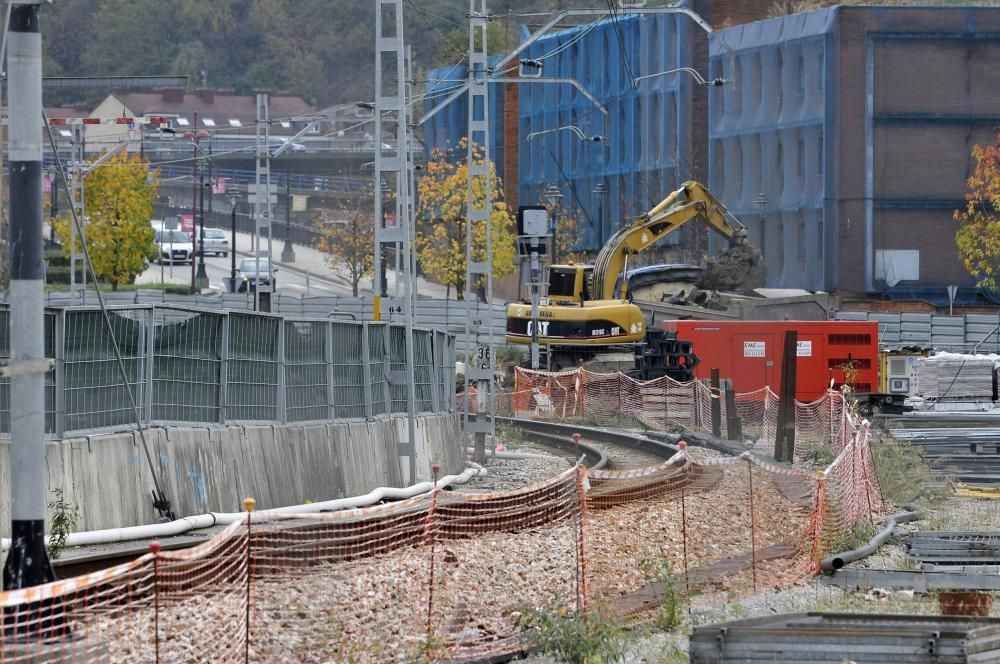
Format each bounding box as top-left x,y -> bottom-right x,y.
592,180 -> 747,300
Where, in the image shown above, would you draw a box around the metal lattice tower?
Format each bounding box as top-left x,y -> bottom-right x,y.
253,93 -> 275,312
464,0 -> 495,461
374,0 -> 418,483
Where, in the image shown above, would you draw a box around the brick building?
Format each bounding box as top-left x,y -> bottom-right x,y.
709,5 -> 1000,296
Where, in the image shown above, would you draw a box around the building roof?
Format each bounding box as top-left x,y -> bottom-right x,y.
104,89 -> 315,130
44,105 -> 88,119
710,6 -> 838,55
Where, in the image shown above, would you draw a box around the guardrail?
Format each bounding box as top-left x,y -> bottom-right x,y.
0,304 -> 456,438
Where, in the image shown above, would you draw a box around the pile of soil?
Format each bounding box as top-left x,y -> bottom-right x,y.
696,243 -> 766,294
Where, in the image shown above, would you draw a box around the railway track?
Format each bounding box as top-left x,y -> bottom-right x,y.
52,420 -> 684,579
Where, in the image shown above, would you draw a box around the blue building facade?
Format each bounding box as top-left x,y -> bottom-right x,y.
422,58 -> 505,175
423,12 -> 704,252
708,9 -> 834,291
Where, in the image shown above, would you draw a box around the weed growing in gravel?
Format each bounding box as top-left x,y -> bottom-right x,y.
496,420 -> 526,445
825,519 -> 878,557
520,605 -> 626,664
871,434 -> 944,507
47,488 -> 78,560
417,633 -> 449,662
638,553 -> 687,631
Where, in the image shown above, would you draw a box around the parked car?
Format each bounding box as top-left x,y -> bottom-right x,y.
154,229 -> 193,265
198,228 -> 229,257
237,257 -> 277,292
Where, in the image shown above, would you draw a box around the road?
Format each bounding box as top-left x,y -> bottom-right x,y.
139,251 -> 353,296
135,229 -> 451,298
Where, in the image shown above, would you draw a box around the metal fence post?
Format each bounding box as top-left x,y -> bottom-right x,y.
381,322 -> 393,415
362,322 -> 374,419
430,331 -> 441,413
277,317 -> 287,424
220,312 -> 230,424
53,309 -> 66,438
326,320 -> 336,421
144,308 -> 155,424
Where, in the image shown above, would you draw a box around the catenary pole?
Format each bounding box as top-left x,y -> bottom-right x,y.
3,1 -> 55,591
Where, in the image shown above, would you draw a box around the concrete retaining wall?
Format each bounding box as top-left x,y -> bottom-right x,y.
0,412 -> 462,537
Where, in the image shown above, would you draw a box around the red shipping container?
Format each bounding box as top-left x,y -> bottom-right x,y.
663,320 -> 880,401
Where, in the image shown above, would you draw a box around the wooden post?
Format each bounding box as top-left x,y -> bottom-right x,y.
774,330 -> 798,462
710,368 -> 722,437
725,384 -> 741,441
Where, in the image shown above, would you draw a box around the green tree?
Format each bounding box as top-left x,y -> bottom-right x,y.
315,193 -> 377,297
52,150 -> 159,289
955,131 -> 1000,289
416,140 -> 516,300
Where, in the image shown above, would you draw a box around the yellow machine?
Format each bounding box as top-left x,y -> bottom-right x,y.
505,181 -> 760,358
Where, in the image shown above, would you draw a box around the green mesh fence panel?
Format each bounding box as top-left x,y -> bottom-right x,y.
62,309 -> 147,433
226,313 -> 280,421
152,308 -> 223,423
388,325 -> 406,413
414,330 -> 434,412
332,321 -> 366,419
284,320 -> 328,422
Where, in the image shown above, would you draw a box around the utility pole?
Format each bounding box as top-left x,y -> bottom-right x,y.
189,111 -> 198,293
374,0 -> 418,484
4,0 -> 56,593
281,154 -> 295,262
464,0 -> 496,464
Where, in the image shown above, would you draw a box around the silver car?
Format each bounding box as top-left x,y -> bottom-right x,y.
198,228 -> 229,257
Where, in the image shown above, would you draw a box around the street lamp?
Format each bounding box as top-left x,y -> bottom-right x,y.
280,142 -> 305,263
754,191 -> 770,259
195,156 -> 210,289
544,183 -> 563,263
226,186 -> 241,292
593,180 -> 608,245
184,128 -> 210,292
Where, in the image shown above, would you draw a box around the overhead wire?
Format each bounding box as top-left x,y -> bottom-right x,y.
606,0 -> 636,88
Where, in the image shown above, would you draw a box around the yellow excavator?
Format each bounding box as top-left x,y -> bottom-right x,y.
505,180 -> 764,364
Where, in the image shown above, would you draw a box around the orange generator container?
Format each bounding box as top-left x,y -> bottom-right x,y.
662,320 -> 880,401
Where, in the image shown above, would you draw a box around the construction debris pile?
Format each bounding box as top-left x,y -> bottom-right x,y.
696,242 -> 767,294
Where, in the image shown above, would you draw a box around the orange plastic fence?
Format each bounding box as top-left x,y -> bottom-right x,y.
0,390 -> 880,662
511,367 -> 850,460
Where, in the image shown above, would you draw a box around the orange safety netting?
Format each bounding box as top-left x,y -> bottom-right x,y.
0,389 -> 881,662
511,367 -> 853,461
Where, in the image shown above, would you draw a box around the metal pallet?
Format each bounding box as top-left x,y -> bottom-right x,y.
690,612 -> 1000,663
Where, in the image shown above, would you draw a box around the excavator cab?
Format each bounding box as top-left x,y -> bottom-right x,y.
546,264 -> 594,305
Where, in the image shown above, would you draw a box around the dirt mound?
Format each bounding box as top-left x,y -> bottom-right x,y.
696,242 -> 766,294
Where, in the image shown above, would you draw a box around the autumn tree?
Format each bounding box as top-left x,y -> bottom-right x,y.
955,131 -> 1000,289
315,193 -> 376,297
541,199 -> 584,264
416,141 -> 516,300
52,149 -> 159,289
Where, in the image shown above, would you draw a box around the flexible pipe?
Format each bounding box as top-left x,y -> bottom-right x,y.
465,447 -> 554,460
820,509 -> 921,573
1,465 -> 485,552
